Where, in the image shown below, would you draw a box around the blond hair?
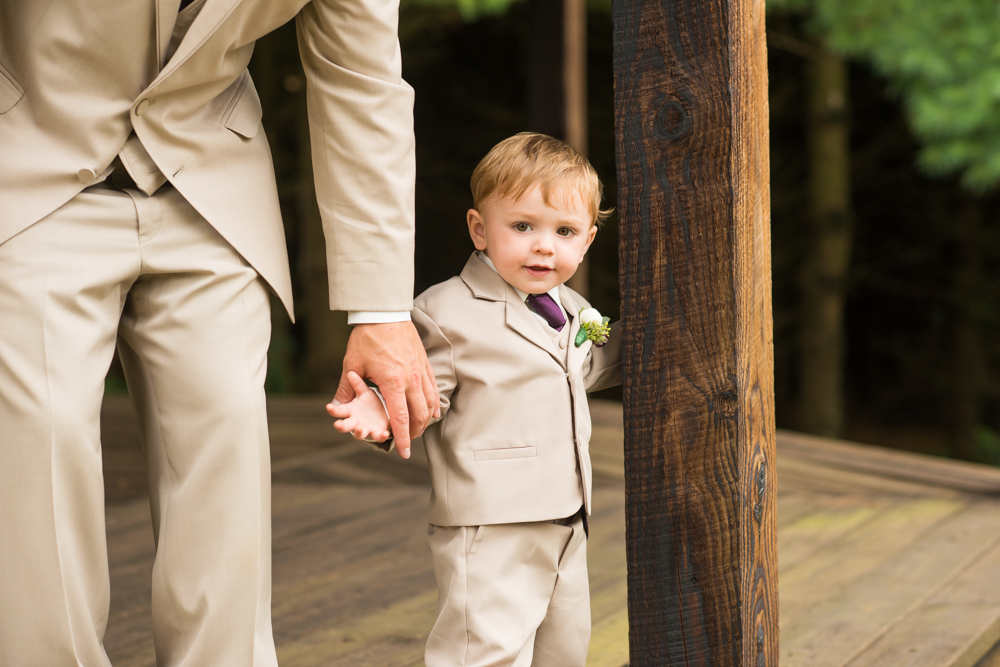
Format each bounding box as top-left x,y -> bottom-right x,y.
470,132 -> 614,227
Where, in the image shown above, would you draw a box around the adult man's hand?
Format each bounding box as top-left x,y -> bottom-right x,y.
334,321 -> 440,459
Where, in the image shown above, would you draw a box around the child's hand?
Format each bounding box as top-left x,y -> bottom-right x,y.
326,371 -> 396,453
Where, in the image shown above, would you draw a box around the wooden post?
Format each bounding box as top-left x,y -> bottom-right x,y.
613,0 -> 778,663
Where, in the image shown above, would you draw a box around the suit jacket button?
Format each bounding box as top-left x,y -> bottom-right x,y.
559,338 -> 567,349
77,168 -> 97,183
135,98 -> 151,116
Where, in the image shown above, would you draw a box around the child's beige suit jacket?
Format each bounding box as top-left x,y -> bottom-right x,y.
412,252 -> 622,528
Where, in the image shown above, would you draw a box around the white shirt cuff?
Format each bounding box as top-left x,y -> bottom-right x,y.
347,311 -> 412,325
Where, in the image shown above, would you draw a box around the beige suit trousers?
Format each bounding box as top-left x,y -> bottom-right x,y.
425,515 -> 590,667
0,184 -> 277,666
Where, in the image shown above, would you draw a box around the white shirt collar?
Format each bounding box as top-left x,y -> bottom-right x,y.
477,251 -> 563,306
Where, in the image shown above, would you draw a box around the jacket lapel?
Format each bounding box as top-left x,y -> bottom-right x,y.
459,254 -> 565,368
153,0 -> 242,84
505,297 -> 565,368
155,0 -> 182,68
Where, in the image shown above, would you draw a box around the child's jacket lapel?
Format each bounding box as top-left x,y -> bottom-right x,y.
460,253 -> 566,369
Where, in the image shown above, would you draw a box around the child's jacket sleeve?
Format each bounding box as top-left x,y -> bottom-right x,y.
411,305 -> 456,425
582,321 -> 622,393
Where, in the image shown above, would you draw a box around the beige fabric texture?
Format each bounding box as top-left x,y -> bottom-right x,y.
0,0 -> 416,315
0,185 -> 276,666
425,516 -> 591,667
412,253 -> 622,527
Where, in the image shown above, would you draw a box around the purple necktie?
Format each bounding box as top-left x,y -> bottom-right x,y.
527,293 -> 566,331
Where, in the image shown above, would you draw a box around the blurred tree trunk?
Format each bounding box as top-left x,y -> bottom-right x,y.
951,201 -> 985,460
297,103 -> 352,394
799,50 -> 851,437
528,0 -> 589,296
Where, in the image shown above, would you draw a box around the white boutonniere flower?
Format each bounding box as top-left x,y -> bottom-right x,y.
576,307 -> 611,347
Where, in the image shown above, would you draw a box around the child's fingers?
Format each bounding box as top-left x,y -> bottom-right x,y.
327,402 -> 352,419
332,417 -> 356,434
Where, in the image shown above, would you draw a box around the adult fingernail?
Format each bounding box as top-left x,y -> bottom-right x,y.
403,447 -> 411,459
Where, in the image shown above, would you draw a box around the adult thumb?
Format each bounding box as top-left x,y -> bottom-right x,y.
333,367 -> 359,405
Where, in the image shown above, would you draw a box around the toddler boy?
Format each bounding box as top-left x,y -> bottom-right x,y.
329,132 -> 621,666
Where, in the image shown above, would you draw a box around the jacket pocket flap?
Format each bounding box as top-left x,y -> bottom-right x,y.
0,64 -> 24,115
473,447 -> 537,461
220,71 -> 262,139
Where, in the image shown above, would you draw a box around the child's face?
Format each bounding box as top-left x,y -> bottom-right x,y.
467,183 -> 597,295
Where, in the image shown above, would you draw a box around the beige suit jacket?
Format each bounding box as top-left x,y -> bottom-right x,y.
0,0 -> 415,315
412,253 -> 622,527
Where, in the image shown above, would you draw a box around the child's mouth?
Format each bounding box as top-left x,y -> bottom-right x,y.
525,265 -> 553,276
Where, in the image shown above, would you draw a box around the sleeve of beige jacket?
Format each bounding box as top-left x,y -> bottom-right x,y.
582,321 -> 623,393
411,305 -> 457,424
296,0 -> 416,312
365,306 -> 452,453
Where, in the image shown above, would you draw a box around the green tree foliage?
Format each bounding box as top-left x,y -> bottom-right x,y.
770,0 -> 1000,191
401,0 -> 610,22
403,0 -> 514,20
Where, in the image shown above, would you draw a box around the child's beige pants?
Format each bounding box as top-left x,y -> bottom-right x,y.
425,512 -> 590,667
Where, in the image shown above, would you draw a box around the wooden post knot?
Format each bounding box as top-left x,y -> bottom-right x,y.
653,93 -> 690,143
754,462 -> 767,524
716,389 -> 738,417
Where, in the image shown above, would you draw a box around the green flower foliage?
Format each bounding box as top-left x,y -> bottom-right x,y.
770,0 -> 1000,191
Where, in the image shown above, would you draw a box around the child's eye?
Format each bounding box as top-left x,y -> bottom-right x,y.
514,222 -> 531,232
557,227 -> 575,237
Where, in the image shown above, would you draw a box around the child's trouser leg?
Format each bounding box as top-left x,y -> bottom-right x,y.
531,514 -> 590,666
425,518 -> 590,667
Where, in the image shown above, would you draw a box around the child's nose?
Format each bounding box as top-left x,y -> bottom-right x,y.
533,234 -> 555,254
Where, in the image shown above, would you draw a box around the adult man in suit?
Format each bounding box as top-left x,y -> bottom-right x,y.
0,1 -> 437,665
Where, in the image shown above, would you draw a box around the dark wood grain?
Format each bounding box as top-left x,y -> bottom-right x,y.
612,0 -> 777,663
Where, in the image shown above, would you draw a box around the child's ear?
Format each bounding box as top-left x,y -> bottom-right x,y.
467,209 -> 488,251
581,223 -> 598,256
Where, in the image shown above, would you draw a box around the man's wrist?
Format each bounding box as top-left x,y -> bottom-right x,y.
347,311 -> 412,325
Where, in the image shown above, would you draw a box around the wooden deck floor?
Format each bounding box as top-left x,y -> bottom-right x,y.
98,396 -> 1000,666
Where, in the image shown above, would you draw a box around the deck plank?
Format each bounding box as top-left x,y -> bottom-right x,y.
777,495 -> 898,574
778,430 -> 1000,496
847,532 -> 1000,667
777,454 -> 966,499
978,640 -> 1000,667
781,500 -> 1000,667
